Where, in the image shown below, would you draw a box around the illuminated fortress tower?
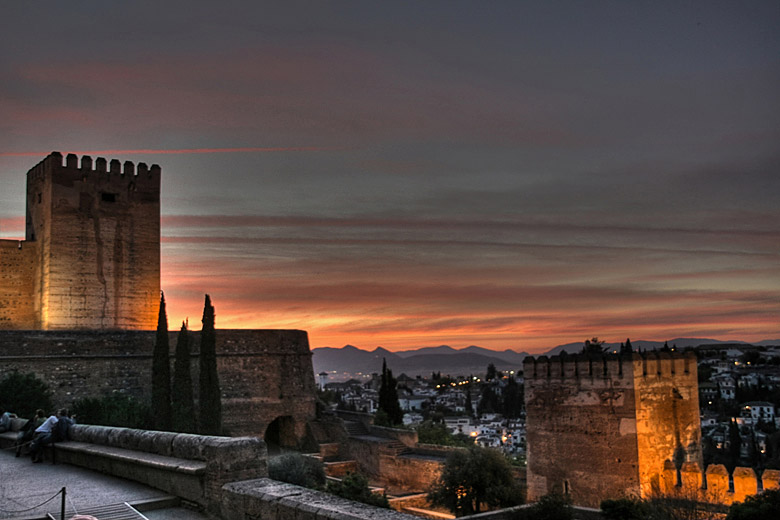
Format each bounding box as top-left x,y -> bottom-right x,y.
524,351 -> 702,508
0,152 -> 160,330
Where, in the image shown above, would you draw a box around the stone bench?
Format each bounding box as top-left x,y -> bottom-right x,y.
0,417 -> 41,457
54,424 -> 267,514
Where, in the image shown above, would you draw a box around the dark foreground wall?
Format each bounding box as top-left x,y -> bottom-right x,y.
0,329 -> 316,441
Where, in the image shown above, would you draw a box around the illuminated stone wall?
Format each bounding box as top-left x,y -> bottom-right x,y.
660,462 -> 779,506
633,352 -> 702,497
0,152 -> 160,331
0,240 -> 37,328
24,152 -> 160,330
524,354 -> 641,507
0,329 -> 317,441
524,351 -> 702,508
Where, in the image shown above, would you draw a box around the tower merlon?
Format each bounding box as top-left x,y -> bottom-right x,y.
26,152 -> 161,191
524,352 -> 633,380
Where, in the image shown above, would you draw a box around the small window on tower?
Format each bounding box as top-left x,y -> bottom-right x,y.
101,192 -> 117,203
37,193 -> 42,203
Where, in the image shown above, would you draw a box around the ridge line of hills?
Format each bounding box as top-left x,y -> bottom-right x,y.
312,338 -> 780,379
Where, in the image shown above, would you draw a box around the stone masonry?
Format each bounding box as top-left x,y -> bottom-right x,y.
0,329 -> 317,443
524,351 -> 701,508
1,151 -> 160,330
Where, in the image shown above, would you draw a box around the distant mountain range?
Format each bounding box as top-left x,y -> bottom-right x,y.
312,338 -> 779,379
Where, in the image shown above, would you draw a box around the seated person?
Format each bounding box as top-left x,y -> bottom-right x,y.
54,409 -> 75,442
16,409 -> 45,457
29,410 -> 62,463
0,408 -> 14,433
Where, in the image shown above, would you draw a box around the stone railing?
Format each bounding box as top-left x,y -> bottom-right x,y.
58,424 -> 266,514
222,478 -> 419,519
661,460 -> 780,505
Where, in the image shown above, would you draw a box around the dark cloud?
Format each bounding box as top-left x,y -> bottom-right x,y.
1,1 -> 778,351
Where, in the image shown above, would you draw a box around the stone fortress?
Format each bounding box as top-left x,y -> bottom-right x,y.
3,153 -> 777,518
524,351 -> 779,508
0,152 -> 316,445
1,152 -> 159,330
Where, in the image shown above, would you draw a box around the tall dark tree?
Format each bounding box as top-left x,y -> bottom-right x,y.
486,363 -> 497,381
151,292 -> 172,431
727,418 -> 742,472
465,387 -> 474,417
172,321 -> 196,433
378,358 -> 403,426
620,338 -> 633,355
199,294 -> 222,435
502,376 -> 524,418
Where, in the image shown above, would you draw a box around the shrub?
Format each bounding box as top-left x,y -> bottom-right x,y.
71,393 -> 152,429
327,472 -> 389,508
0,371 -> 53,418
518,493 -> 572,520
726,489 -> 780,520
600,497 -> 650,520
416,420 -> 471,447
268,452 -> 326,489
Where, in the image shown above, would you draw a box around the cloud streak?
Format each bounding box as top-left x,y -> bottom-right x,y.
0,147 -> 338,158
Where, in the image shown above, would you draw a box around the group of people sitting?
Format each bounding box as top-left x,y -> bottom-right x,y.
5,408 -> 76,462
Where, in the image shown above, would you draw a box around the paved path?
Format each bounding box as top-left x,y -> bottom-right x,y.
0,449 -> 207,520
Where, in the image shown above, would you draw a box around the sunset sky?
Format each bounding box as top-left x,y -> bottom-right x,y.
1,2 -> 778,353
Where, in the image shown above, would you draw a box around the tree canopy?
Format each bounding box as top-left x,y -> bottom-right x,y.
581,337 -> 606,356
428,445 -> 522,516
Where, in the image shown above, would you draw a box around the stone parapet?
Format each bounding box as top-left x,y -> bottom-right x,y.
662,460 -> 774,506
221,478 -> 419,519
64,424 -> 266,514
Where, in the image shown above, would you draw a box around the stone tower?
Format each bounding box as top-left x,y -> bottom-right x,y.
0,151 -> 160,330
523,351 -> 701,508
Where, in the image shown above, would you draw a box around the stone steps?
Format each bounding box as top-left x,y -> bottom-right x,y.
343,420 -> 370,437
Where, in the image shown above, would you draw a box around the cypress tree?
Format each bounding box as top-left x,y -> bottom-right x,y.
198,294 -> 222,435
172,320 -> 196,433
378,358 -> 403,426
151,292 -> 172,431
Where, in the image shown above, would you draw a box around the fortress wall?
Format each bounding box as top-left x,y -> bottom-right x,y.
523,355 -> 640,507
24,152 -> 160,331
0,240 -> 37,329
632,351 -> 702,498
0,329 -> 316,440
663,461 -> 777,506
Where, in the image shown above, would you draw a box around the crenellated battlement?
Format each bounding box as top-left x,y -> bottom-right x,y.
523,350 -> 696,381
660,460 -> 779,505
26,151 -> 161,191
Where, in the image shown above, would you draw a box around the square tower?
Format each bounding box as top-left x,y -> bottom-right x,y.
24,151 -> 160,330
524,351 -> 701,508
